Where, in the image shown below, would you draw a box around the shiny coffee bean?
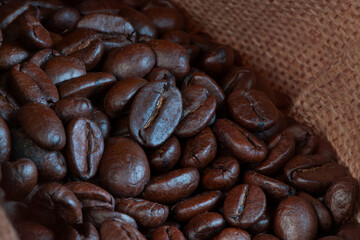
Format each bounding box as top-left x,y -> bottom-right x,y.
221,67 -> 257,95
213,228 -> 251,240
146,67 -> 176,85
274,196 -> 318,240
0,116 -> 10,162
84,208 -> 137,229
224,184 -> 267,228
129,81 -> 182,147
0,1 -> 29,30
1,158 -> 37,200
172,190 -> 222,222
116,198 -> 169,228
0,87 -> 20,124
162,30 -> 191,46
0,42 -> 29,70
90,107 -> 111,139
184,212 -> 225,240
325,177 -> 359,225
316,137 -> 339,161
58,223 -> 99,240
14,221 -> 56,240
54,97 -> 93,123
284,155 -> 348,194
284,124 -> 317,155
180,127 -> 217,169
100,219 -> 146,240
253,234 -> 280,240
99,137 -> 150,197
151,225 -> 185,240
2,201 -> 31,223
175,85 -> 216,137
66,118 -> 104,180
213,119 -> 267,163
18,102 -> 66,150
201,156 -> 240,191
337,222 -> 360,240
142,167 -> 200,204
28,48 -> 60,68
104,77 -> 148,119
148,136 -> 181,173
45,7 -> 80,34
247,211 -> 271,235
199,45 -> 234,78
142,7 -> 184,35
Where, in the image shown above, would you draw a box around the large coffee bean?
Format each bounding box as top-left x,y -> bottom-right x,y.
183,212 -> 225,240
0,42 -> 29,70
284,124 -> 317,155
221,67 -> 257,95
54,97 -> 93,123
213,228 -> 251,240
45,7 -> 80,34
100,220 -> 146,240
142,7 -> 184,35
14,221 -> 56,240
151,225 -> 185,240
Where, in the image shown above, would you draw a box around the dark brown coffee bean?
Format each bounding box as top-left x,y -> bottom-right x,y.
325,176 -> 359,225
31,183 -> 83,225
213,119 -> 267,163
84,208 -> 137,229
284,155 -> 348,194
199,45 -> 234,78
90,107 -> 111,139
58,223 -> 99,240
18,102 -> 66,150
59,72 -> 116,99
201,156 -> 240,191
129,81 -> 182,147
298,191 -> 332,233
146,39 -> 190,79
243,171 -> 296,201
111,114 -> 131,137
2,201 -> 31,223
28,48 -> 60,68
0,87 -> 20,124
44,56 -> 86,86
143,167 -> 199,204
66,118 -> 104,180
77,0 -> 128,15
221,67 -> 257,95
0,42 -> 29,70
99,137 -> 150,197
0,1 -> 29,29
247,211 -> 271,235
100,219 -> 146,240
104,77 -> 148,119
180,127 -> 217,169
49,31 -> 63,45
11,128 -> 67,181
184,212 -> 225,240
148,136 -> 181,173
175,86 -> 216,137
45,7 -> 80,34
142,0 -> 179,11
54,97 -> 93,123
146,67 -> 176,85
1,158 -> 37,200
14,221 -> 56,240
66,181 -> 115,210
142,7 -> 184,36
213,228 -> 251,240
116,198 -> 169,228
254,131 -> 295,175
151,225 -> 185,240
254,109 -> 287,141
172,190 -> 222,222
253,234 -> 280,240
337,222 -> 360,240
274,196 -> 318,240
0,116 -> 10,162
316,137 -> 339,161
101,35 -> 133,53
162,30 -> 191,46
223,184 -> 267,228
284,124 -> 317,155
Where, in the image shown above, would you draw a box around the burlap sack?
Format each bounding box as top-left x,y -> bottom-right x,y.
1,0 -> 360,238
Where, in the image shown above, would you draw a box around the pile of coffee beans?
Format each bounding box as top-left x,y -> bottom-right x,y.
0,0 -> 359,239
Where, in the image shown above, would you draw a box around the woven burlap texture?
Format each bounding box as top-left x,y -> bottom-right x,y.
172,0 -> 360,182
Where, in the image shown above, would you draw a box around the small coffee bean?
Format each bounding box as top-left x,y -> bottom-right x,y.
100,220 -> 146,240
54,97 -> 93,123
0,42 -> 29,70
213,228 -> 251,240
90,107 -> 111,139
146,67 -> 176,85
247,211 -> 271,235
199,45 -> 234,78
284,124 -> 317,155
316,136 -> 339,161
221,67 -> 257,95
45,7 -> 80,33
142,7 -> 184,35
151,225 -> 185,240
183,212 -> 225,240
162,30 -> 191,46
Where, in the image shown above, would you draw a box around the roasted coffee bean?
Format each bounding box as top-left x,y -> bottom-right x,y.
182,72 -> 225,108
77,13 -> 136,43
129,81 -> 182,147
253,234 -> 280,240
223,184 -> 267,228
274,196 -> 318,240
201,156 -> 240,191
45,7 -> 80,34
58,223 -> 99,240
254,130 -> 295,175
254,109 -> 288,142
175,86 -> 216,137
0,42 -> 29,70
49,31 -> 63,45
146,39 -> 190,79
99,137 -> 150,197
0,116 -> 10,162
0,87 -> 20,124
31,183 -> 83,225
11,128 -> 67,181
180,127 -> 217,169
284,124 -> 317,155
151,225 -> 185,240
183,212 -> 225,240
298,191 -> 332,233
101,35 -> 133,53
172,191 -> 222,222
316,137 -> 339,161
44,56 -> 86,85
111,114 -> 131,137
28,48 -> 60,68
104,77 -> 148,119
77,0 -> 128,15
146,67 -> 176,85
142,167 -> 199,204
90,107 -> 111,139
199,45 -> 234,78
142,0 -> 179,11
221,67 -> 257,95
84,208 -> 138,229
213,119 -> 267,163
162,30 -> 191,46
1,158 -> 37,200
2,201 -> 31,223
100,219 -> 146,240
142,7 -> 184,36
0,1 -> 29,30
18,102 -> 65,151
66,118 -> 104,180
247,211 -> 271,235
116,198 -> 169,228
213,228 -> 251,240
284,155 -> 348,194
54,97 -> 93,123
14,221 -> 56,240
148,136 -> 181,173
324,176 -> 359,225
337,222 -> 360,240
66,181 -> 114,210
243,171 -> 296,201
